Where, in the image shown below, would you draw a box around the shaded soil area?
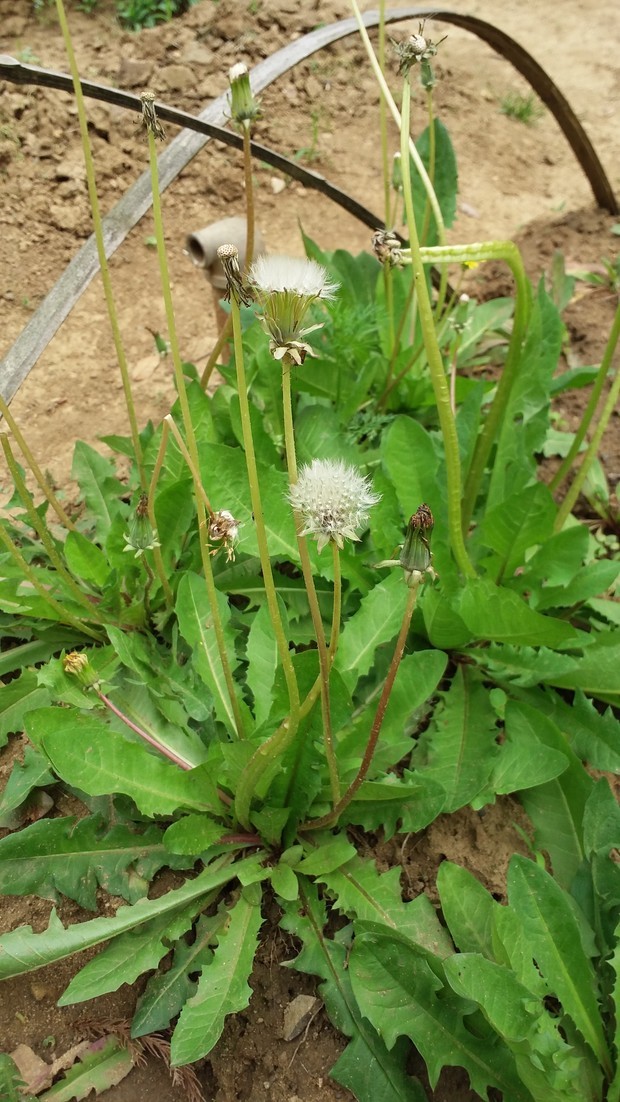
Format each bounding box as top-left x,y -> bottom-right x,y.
1,0 -> 619,1098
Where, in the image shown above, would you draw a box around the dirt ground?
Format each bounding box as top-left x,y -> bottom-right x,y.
0,0 -> 619,1098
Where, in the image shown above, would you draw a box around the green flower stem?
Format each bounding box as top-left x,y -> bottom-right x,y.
282,361 -> 340,808
161,415 -> 215,517
300,581 -> 419,831
350,0 -> 446,248
54,0 -> 145,491
420,87 -> 436,247
400,79 -> 475,579
550,299 -> 620,494
200,313 -> 232,390
242,124 -> 256,274
329,542 -> 342,661
96,689 -> 195,770
145,421 -> 174,608
1,435 -> 107,625
378,0 -> 390,224
554,324 -> 620,530
0,396 -> 78,532
147,130 -> 245,741
228,298 -> 300,766
0,522 -> 104,642
417,240 -> 530,535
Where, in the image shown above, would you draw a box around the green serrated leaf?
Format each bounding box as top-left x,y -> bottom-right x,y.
335,572 -> 407,690
412,665 -> 499,812
0,814 -> 189,909
319,855 -> 452,958
39,1036 -> 133,1101
27,707 -> 218,818
456,577 -> 580,648
170,886 -> 263,1066
489,698 -> 569,795
131,912 -> 220,1037
163,813 -> 226,855
281,882 -> 423,1102
507,855 -> 612,1076
175,571 -> 243,735
0,857 -> 254,981
0,1054 -> 32,1102
436,862 -> 496,957
0,743 -> 54,827
245,601 -> 281,726
349,930 -> 530,1099
0,669 -> 51,745
71,441 -> 125,542
59,903 -> 198,1004
443,953 -> 592,1100
63,530 -> 111,587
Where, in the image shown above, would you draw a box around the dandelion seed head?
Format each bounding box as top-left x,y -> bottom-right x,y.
288,458 -> 381,553
249,255 -> 338,300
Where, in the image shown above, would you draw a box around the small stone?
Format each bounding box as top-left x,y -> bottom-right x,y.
305,75 -> 322,100
270,176 -> 286,195
30,982 -> 50,1001
282,994 -> 321,1041
183,43 -> 215,66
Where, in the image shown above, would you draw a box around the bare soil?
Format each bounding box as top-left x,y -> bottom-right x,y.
1,0 -> 619,1098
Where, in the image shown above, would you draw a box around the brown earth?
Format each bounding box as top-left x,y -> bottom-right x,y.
0,0 -> 619,1098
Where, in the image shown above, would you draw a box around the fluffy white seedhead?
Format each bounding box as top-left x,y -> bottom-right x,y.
229,62 -> 248,82
249,255 -> 338,300
288,458 -> 381,553
248,256 -> 339,363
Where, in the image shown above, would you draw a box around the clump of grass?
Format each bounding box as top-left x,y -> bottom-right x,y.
499,90 -> 544,125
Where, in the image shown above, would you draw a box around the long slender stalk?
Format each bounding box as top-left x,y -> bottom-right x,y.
550,300 -> 620,492
227,301 -> 300,816
200,314 -> 232,390
242,125 -> 256,274
554,341 -> 620,530
1,435 -> 106,624
329,542 -> 342,660
0,395 -> 78,532
54,0 -> 145,490
282,363 -> 340,806
300,582 -> 419,831
349,0 -> 446,247
0,523 -> 104,642
97,689 -> 195,770
147,129 -> 245,741
420,86 -> 436,247
415,241 -> 530,534
145,422 -> 174,608
400,79 -> 475,578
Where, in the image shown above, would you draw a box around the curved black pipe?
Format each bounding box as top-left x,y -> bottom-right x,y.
1,8 -> 615,403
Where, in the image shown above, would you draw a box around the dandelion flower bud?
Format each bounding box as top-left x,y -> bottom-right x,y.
288,458 -> 380,553
249,255 -> 338,365
228,62 -> 261,128
372,229 -> 404,268
399,503 -> 436,586
123,493 -> 160,558
63,651 -> 100,689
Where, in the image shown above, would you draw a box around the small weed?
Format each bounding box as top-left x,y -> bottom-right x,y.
15,45 -> 41,64
293,108 -> 323,165
116,0 -> 191,29
499,90 -> 544,125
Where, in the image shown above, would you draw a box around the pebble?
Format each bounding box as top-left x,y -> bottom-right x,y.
282,994 -> 322,1041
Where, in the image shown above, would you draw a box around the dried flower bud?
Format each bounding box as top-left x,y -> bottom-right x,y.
394,21 -> 446,76
140,90 -> 166,141
372,228 -> 404,267
228,62 -> 261,128
124,493 -> 160,557
208,509 -> 241,562
63,651 -> 100,689
288,458 -> 380,553
217,243 -> 254,307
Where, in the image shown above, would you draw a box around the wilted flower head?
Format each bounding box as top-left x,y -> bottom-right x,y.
228,62 -> 260,127
372,228 -> 404,268
208,509 -> 241,562
63,651 -> 100,689
248,255 -> 338,365
288,458 -> 380,553
374,502 -> 437,588
394,21 -> 447,77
